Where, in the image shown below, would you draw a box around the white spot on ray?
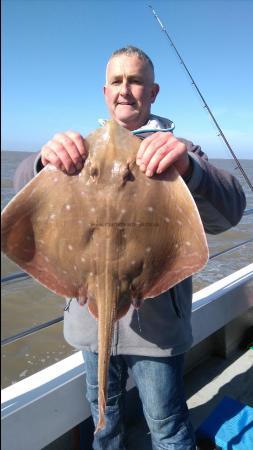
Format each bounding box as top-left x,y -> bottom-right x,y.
147,206 -> 154,212
65,204 -> 71,210
146,247 -> 151,253
50,214 -> 56,219
112,161 -> 121,174
44,256 -> 49,262
186,241 -> 191,246
81,257 -> 86,262
90,207 -> 96,212
68,244 -> 73,251
121,209 -> 126,214
176,220 -> 182,226
131,260 -> 136,265
164,217 -> 170,223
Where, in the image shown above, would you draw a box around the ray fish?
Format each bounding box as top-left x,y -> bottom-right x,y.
1,120 -> 209,433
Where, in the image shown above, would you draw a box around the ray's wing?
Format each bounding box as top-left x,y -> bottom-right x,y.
143,167 -> 209,298
110,164 -> 209,302
1,165 -> 92,300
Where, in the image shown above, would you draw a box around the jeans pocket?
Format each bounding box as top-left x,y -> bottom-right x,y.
86,380 -> 99,404
86,380 -> 124,414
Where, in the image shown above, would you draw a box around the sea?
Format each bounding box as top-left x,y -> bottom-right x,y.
1,151 -> 253,389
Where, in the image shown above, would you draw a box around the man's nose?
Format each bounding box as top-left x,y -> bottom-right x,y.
119,81 -> 131,96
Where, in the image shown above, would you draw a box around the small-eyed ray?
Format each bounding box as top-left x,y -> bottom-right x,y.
1,120 -> 209,432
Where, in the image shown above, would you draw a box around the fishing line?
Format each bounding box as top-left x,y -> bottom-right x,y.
149,5 -> 253,192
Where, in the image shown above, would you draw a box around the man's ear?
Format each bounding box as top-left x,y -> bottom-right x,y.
151,83 -> 160,103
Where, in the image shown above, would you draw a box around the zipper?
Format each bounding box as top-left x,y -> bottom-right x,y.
64,298 -> 73,312
170,288 -> 182,318
111,320 -> 119,355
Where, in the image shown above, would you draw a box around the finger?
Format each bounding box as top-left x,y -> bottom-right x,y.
136,133 -> 158,163
136,131 -> 174,163
43,140 -> 77,174
145,145 -> 173,177
139,135 -> 178,176
65,131 -> 87,160
41,145 -> 66,172
156,146 -> 185,174
53,133 -> 85,170
136,140 -> 163,174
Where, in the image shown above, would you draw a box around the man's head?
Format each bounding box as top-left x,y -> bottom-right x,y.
104,46 -> 159,131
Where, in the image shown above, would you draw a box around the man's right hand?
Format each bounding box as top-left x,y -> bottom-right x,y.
41,131 -> 88,174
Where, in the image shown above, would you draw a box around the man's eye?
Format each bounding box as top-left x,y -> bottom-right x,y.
111,80 -> 120,85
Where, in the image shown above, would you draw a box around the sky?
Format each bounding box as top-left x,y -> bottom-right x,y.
2,0 -> 253,158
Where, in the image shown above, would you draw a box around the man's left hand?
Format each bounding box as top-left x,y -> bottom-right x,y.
136,132 -> 191,178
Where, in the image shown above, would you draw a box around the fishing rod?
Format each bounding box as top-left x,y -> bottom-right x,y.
149,5 -> 253,192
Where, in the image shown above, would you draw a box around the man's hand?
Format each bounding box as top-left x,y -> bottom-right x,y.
136,132 -> 191,178
41,131 -> 88,174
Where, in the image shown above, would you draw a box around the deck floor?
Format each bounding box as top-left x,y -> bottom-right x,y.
126,348 -> 253,449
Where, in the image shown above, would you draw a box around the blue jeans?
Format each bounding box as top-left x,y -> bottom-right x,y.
83,352 -> 196,450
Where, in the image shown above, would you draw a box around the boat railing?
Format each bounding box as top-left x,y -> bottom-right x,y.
1,208 -> 253,346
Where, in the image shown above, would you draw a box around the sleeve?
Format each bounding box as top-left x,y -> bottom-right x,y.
13,152 -> 43,193
178,138 -> 246,235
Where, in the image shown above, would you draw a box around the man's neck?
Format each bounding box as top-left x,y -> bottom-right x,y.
115,116 -> 150,132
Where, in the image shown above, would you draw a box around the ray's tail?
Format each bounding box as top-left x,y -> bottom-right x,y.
93,270 -> 119,434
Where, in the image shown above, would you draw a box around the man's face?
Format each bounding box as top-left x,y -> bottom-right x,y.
104,54 -> 159,131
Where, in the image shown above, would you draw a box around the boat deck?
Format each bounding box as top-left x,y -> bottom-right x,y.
126,348 -> 253,449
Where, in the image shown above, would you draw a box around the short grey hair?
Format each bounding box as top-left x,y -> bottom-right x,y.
108,45 -> 155,79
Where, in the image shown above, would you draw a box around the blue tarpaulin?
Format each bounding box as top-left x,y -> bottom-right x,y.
196,396 -> 253,449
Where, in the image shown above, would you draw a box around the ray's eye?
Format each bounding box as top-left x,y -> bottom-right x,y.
90,166 -> 99,178
122,165 -> 135,184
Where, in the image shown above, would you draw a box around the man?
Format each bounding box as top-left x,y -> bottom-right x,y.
14,46 -> 246,450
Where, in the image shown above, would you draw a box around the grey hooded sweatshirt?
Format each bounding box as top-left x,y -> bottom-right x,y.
13,115 -> 246,356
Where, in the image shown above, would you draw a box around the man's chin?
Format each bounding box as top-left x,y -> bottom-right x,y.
114,113 -> 140,130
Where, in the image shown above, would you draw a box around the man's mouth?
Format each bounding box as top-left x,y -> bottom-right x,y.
117,102 -> 135,106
